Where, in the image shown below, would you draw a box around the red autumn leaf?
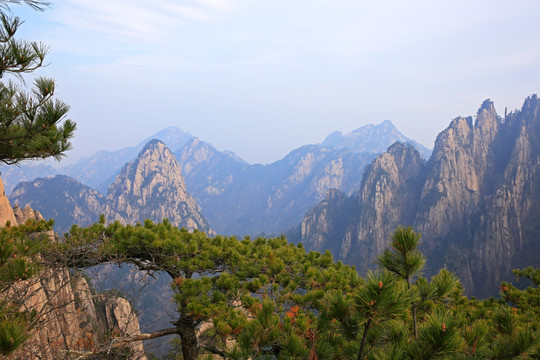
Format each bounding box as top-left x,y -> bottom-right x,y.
286,311 -> 295,319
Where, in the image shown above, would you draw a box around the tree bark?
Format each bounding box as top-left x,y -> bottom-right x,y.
407,277 -> 418,339
357,318 -> 372,360
178,321 -> 199,360
412,303 -> 418,338
117,327 -> 180,342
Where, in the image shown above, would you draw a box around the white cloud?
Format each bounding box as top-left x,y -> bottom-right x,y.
75,54 -> 179,76
51,0 -> 232,45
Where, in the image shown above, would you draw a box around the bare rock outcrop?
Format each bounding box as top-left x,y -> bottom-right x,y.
105,139 -> 213,234
10,270 -> 147,360
300,96 -> 540,297
0,176 -> 16,227
0,185 -> 147,359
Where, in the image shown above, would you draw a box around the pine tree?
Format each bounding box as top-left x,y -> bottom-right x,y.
0,0 -> 75,165
376,226 -> 425,337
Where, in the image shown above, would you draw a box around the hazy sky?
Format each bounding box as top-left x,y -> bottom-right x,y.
12,0 -> 540,164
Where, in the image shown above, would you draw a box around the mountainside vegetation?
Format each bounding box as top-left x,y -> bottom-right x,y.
0,0 -> 76,356
32,221 -> 540,359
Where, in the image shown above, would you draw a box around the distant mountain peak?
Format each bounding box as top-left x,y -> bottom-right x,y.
479,99 -> 494,112
320,120 -> 431,159
381,119 -> 394,127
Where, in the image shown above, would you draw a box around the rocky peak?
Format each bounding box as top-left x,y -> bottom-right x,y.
176,137 -> 216,176
12,204 -> 44,225
521,94 -> 539,112
476,99 -> 499,131
0,176 -> 16,227
385,142 -> 425,179
352,143 -> 425,260
320,120 -> 432,159
299,95 -> 540,297
106,140 -> 212,233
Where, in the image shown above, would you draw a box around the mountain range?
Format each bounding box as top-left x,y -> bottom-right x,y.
7,95 -> 539,299
295,96 -> 540,297
9,140 -> 212,234
7,120 -> 428,235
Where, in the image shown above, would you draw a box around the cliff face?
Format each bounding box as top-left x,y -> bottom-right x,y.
0,188 -> 147,359
11,270 -> 147,360
300,143 -> 425,269
105,139 -> 212,233
300,96 -> 540,297
0,176 -> 16,227
347,143 -> 426,266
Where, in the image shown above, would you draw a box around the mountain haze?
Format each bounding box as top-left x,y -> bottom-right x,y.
322,120 -> 431,159
9,120 -> 425,236
0,127 -> 194,194
298,96 -> 540,297
10,140 -> 212,234
175,121 -> 429,235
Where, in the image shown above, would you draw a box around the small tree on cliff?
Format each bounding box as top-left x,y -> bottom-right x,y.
0,0 -> 75,165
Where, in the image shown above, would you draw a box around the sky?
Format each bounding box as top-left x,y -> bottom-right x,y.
10,0 -> 540,165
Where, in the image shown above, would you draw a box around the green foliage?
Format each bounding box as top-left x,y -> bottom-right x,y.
0,218 -> 51,285
0,219 -> 53,355
354,270 -> 411,324
0,303 -> 28,355
408,309 -> 464,359
0,0 -> 75,165
50,222 -> 540,360
376,226 -> 425,286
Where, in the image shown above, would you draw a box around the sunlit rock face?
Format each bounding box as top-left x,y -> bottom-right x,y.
105,139 -> 213,234
0,200 -> 147,360
9,140 -> 212,235
300,96 -> 540,297
0,176 -> 16,227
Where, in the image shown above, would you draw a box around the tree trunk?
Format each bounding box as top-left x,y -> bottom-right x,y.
407,277 -> 418,339
179,322 -> 198,360
412,303 -> 418,338
357,319 -> 372,360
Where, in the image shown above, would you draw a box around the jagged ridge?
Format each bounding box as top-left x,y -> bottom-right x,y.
299,95 -> 540,297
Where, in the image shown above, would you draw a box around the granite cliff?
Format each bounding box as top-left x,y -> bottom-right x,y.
299,96 -> 540,297
105,139 -> 212,233
0,183 -> 147,359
